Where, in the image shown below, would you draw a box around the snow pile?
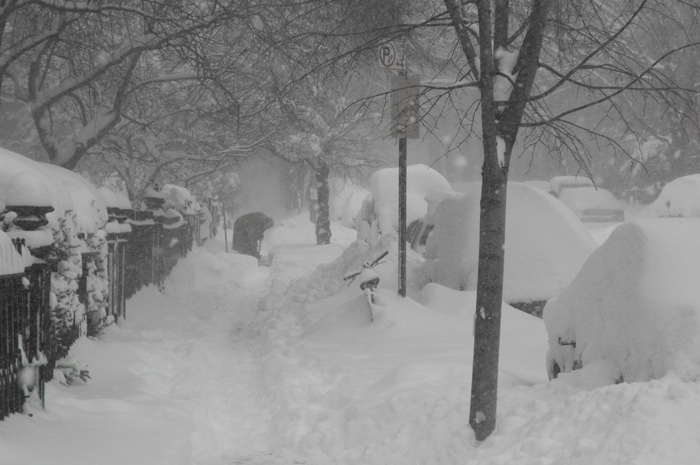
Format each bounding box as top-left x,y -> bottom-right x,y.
0,149 -> 74,228
357,164 -> 451,241
41,163 -> 108,237
423,182 -> 596,303
549,175 -> 594,196
5,170 -> 53,208
544,219 -> 700,382
557,187 -> 623,213
98,187 -> 131,209
258,231 -> 549,465
162,183 -> 200,215
639,174 -> 700,218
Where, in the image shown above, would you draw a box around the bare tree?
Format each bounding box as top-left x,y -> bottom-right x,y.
3,0 -> 260,169
265,75 -> 386,244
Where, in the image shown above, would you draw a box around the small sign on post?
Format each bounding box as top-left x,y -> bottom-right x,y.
377,39 -> 407,72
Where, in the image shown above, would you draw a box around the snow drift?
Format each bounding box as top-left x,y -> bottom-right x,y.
639,174 -> 700,218
544,218 -> 700,382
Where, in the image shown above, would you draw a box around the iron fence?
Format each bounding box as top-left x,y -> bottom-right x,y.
0,209 -> 200,420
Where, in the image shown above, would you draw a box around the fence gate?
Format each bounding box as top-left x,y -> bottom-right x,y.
107,239 -> 127,321
0,273 -> 27,420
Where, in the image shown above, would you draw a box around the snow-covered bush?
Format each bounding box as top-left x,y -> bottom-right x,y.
544,219 -> 700,383
0,147 -> 110,358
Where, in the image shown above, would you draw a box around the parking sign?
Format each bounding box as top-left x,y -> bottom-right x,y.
377,40 -> 407,71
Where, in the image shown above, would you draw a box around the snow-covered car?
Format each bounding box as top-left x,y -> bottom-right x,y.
549,175 -> 594,197
557,186 -> 625,222
417,182 -> 597,313
638,174 -> 700,218
355,164 -> 451,243
544,219 -> 700,382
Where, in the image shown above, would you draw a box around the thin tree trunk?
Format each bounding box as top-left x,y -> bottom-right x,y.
315,162 -> 331,245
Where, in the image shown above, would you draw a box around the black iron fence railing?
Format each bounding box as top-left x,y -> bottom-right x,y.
0,211 -> 200,420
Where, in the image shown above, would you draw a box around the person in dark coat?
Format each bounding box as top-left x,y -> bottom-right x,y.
232,212 -> 274,259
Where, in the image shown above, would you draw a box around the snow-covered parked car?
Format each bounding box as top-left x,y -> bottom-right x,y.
418,182 -> 597,312
355,164 -> 451,243
544,219 -> 700,382
557,186 -> 625,222
638,174 -> 700,218
549,175 -> 594,197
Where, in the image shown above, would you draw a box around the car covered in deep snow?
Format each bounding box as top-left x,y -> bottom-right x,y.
355,164 -> 451,243
638,174 -> 700,219
416,182 -> 597,313
544,219 -> 700,382
549,175 -> 594,197
557,186 -> 625,223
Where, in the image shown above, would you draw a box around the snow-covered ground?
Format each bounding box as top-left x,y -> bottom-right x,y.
2,213 -> 700,465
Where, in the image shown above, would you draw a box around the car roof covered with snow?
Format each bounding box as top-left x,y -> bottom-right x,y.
422,181 -> 597,303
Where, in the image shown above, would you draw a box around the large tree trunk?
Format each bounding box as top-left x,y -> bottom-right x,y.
467,0 -> 553,441
468,1 -> 505,439
314,162 -> 331,245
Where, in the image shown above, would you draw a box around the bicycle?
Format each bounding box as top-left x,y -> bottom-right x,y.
344,251 -> 388,321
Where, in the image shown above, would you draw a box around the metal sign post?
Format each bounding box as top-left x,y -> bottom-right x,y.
385,62 -> 419,297
222,204 -> 229,253
398,136 -> 407,297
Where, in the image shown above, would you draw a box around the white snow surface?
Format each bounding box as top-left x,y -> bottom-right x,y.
544,218 -> 700,382
2,213 -> 700,464
0,147 -> 108,234
639,173 -> 700,218
424,182 -> 597,302
98,186 -> 132,209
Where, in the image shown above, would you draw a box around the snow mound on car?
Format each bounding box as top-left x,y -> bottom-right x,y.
639,174 -> 700,218
424,182 -> 596,303
368,164 -> 451,237
544,219 -> 700,382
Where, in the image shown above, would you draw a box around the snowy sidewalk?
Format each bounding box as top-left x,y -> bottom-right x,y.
0,238 -> 278,465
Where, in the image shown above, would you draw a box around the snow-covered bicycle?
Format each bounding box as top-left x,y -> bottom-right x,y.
344,251 -> 388,321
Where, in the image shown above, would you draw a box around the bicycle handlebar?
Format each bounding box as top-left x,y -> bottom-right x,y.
344,251 -> 389,282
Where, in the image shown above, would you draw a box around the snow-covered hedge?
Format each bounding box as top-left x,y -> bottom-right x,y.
0,147 -> 129,356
